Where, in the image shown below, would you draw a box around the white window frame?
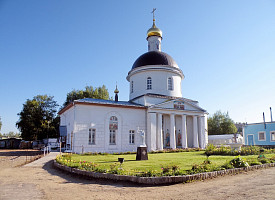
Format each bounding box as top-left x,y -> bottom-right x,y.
129,130 -> 135,144
88,128 -> 96,145
168,77 -> 173,90
109,130 -> 116,145
258,131 -> 266,141
270,131 -> 275,142
147,77 -> 152,90
109,116 -> 118,145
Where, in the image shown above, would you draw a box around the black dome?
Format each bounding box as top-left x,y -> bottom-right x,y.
132,51 -> 178,69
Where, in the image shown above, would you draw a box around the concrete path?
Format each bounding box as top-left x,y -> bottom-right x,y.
24,152 -> 60,167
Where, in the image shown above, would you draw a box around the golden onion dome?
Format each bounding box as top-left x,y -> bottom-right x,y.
147,20 -> 162,38
114,85 -> 119,94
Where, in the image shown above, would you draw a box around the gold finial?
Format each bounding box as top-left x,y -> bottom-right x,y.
114,82 -> 119,94
147,8 -> 162,38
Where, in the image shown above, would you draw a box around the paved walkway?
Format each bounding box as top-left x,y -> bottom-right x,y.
24,152 -> 60,167
1,150 -> 275,199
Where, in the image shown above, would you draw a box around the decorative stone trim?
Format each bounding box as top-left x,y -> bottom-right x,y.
53,161 -> 275,185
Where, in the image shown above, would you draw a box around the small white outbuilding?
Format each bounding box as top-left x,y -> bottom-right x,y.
208,134 -> 244,146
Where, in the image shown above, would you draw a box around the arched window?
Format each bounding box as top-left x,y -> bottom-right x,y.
131,81 -> 134,93
147,77 -> 152,90
109,116 -> 118,145
168,77 -> 173,90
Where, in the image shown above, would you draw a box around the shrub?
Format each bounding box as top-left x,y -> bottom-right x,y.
269,156 -> 275,163
161,166 -> 171,174
189,159 -> 220,174
246,158 -> 261,166
229,156 -> 249,168
205,145 -> 275,156
221,162 -> 234,169
160,164 -> 181,176
258,158 -> 270,164
218,145 -> 231,155
240,146 -> 261,155
205,144 -> 216,155
109,163 -> 119,174
203,159 -> 212,165
94,168 -> 107,173
150,148 -> 203,154
171,164 -> 179,172
61,153 -> 72,161
139,169 -> 159,177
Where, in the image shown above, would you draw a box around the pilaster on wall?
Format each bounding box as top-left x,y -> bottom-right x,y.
170,114 -> 176,149
193,116 -> 199,148
157,113 -> 163,150
181,115 -> 187,148
147,112 -> 157,151
198,116 -> 202,148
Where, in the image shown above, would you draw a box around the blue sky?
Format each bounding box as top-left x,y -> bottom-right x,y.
0,0 -> 275,134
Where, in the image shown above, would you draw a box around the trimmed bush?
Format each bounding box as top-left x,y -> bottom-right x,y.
205,145 -> 275,156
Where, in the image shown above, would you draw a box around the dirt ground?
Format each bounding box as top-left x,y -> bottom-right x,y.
0,150 -> 275,200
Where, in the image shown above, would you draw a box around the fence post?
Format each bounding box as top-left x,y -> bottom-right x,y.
60,140 -> 62,155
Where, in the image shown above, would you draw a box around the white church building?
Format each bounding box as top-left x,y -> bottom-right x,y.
59,16 -> 208,153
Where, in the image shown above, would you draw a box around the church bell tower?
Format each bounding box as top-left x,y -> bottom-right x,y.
147,8 -> 162,52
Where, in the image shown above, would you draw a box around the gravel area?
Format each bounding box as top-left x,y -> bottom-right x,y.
0,149 -> 275,200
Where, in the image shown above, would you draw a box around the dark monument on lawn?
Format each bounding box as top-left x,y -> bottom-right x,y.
136,129 -> 148,160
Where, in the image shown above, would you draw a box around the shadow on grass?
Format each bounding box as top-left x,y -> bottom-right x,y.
97,159 -> 137,164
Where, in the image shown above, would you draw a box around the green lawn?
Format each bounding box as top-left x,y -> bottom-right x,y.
64,151 -> 274,173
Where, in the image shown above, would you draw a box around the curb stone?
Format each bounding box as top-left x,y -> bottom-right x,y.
53,160 -> 275,185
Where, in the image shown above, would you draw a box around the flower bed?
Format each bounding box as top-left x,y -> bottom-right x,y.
54,160 -> 275,185
55,152 -> 275,178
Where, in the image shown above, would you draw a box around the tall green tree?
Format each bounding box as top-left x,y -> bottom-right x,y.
16,95 -> 59,140
208,110 -> 237,135
63,85 -> 110,106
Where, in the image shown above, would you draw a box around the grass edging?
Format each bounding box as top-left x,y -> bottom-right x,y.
53,160 -> 275,185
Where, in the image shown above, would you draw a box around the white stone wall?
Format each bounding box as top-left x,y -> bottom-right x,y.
148,36 -> 161,51
128,68 -> 182,100
60,107 -> 75,145
61,104 -> 146,153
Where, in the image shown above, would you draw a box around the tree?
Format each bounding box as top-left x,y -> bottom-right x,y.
208,110 -> 237,135
16,95 -> 59,140
63,85 -> 110,107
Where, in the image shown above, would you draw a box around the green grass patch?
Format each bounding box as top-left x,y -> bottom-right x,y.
57,151 -> 275,176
